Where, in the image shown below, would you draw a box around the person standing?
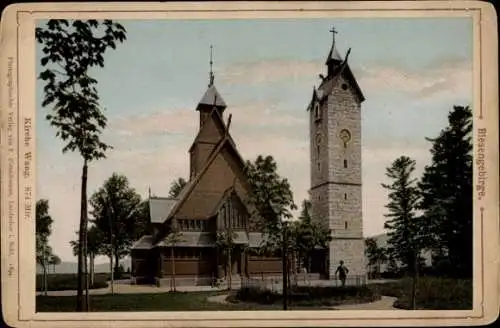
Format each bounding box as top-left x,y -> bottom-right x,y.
335,260 -> 349,287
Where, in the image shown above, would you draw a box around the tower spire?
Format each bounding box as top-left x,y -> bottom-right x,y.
326,25 -> 343,65
209,45 -> 214,86
330,26 -> 337,44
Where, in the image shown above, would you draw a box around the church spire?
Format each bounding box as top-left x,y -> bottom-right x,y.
197,45 -> 227,115
209,44 -> 214,86
326,26 -> 343,75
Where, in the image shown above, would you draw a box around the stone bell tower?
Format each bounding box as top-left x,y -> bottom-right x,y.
307,27 -> 366,279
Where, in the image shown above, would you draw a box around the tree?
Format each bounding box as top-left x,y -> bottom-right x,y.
48,254 -> 61,274
168,178 -> 187,198
418,106 -> 473,278
36,199 -> 53,296
215,229 -> 237,290
382,156 -> 422,309
89,173 -> 143,293
290,200 -> 331,273
365,238 -> 387,278
36,19 -> 127,311
163,228 -> 184,292
244,155 -> 297,253
70,225 -> 105,287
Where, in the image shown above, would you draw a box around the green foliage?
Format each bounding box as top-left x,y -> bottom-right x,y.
370,277 -> 472,310
89,173 -> 144,268
168,177 -> 187,198
36,19 -> 126,161
37,19 -> 127,310
364,238 -> 387,277
235,285 -> 378,306
289,199 -> 331,270
381,156 -> 422,274
36,199 -> 53,242
37,291 -> 277,312
36,199 -> 54,268
244,155 -> 297,253
418,105 -> 473,277
70,225 -> 106,257
36,273 -> 109,292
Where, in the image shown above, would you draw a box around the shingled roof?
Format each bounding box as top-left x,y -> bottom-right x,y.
196,84 -> 227,110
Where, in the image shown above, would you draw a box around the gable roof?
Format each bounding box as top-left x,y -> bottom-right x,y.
188,106 -> 233,153
212,185 -> 252,217
153,128 -> 249,243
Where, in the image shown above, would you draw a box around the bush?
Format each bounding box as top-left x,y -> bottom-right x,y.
36,273 -> 110,292
234,285 -> 379,306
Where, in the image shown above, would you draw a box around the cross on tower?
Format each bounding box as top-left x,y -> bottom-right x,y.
329,26 -> 338,41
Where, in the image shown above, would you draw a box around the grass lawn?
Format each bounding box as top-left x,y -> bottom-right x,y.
36,273 -> 110,291
368,276 -> 472,310
36,291 -> 292,312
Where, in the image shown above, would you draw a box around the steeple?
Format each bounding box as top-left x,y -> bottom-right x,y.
209,45 -> 214,87
196,45 -> 227,114
326,26 -> 343,76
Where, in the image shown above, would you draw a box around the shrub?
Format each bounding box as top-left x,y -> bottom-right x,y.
234,285 -> 379,306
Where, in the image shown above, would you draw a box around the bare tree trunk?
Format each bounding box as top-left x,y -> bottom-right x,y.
110,253 -> 114,295
77,160 -> 88,311
171,247 -> 176,292
411,252 -> 418,310
90,254 -> 95,287
84,232 -> 89,310
113,252 -> 119,274
228,248 -> 232,290
43,262 -> 48,296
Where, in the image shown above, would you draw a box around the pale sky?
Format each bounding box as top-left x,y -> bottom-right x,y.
36,18 -> 473,264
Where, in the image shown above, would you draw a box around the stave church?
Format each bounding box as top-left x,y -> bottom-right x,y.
130,27 -> 366,285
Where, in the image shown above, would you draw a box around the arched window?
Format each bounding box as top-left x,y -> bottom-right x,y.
314,103 -> 321,121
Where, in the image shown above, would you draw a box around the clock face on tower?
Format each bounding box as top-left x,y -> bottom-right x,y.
340,129 -> 351,144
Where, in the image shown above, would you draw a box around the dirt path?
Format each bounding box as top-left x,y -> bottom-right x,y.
331,296 -> 399,310
206,294 -> 400,310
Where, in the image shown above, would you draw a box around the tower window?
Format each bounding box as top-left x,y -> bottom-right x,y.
341,83 -> 348,90
317,161 -> 321,171
317,145 -> 320,158
344,159 -> 348,168
345,221 -> 348,229
344,193 -> 347,200
314,103 -> 321,121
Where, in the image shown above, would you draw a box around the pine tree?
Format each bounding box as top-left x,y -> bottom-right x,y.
382,156 -> 422,309
382,156 -> 422,273
418,106 -> 473,278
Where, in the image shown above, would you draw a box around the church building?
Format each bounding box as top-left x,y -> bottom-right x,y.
130,51 -> 284,286
307,28 -> 367,279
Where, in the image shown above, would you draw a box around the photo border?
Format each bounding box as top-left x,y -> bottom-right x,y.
1,1 -> 498,327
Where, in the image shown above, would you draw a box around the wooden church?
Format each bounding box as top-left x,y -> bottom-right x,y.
130,55 -> 284,286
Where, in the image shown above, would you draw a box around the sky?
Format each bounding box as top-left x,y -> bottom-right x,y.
36,17 -> 473,264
